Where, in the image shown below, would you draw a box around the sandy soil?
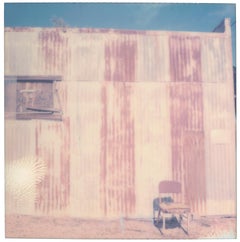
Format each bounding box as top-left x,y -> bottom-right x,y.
5,214 -> 236,239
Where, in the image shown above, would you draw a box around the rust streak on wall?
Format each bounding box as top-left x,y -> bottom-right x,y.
100,84 -> 107,216
60,117 -> 71,208
100,83 -> 136,217
169,34 -> 206,213
104,38 -> 136,82
35,118 -> 71,213
5,21 -> 236,217
169,36 -> 201,82
101,37 -> 136,217
169,83 -> 207,213
38,30 -> 69,75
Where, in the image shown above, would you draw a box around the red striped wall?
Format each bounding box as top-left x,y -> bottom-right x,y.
4,19 -> 236,217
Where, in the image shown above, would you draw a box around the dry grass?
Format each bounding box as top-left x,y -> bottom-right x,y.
5,214 -> 236,239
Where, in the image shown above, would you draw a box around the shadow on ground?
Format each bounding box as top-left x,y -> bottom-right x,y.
153,217 -> 180,230
153,216 -> 190,236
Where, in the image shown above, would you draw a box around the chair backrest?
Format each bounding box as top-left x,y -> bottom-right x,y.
158,180 -> 181,194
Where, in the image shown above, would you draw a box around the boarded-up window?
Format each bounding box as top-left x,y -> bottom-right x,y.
5,76 -> 62,120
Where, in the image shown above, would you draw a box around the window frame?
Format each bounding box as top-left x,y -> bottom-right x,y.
5,75 -> 63,121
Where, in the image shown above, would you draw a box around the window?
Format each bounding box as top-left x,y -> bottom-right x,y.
5,76 -> 62,120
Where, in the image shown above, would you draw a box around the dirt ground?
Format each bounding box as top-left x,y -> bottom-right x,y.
5,214 -> 236,239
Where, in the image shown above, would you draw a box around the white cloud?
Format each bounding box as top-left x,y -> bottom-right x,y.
134,3 -> 169,27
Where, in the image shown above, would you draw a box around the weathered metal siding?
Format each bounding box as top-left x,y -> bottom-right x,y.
169,35 -> 202,82
100,82 -> 136,217
5,120 -> 36,163
4,19 -> 236,218
105,36 -> 136,82
168,34 -> 207,215
65,82 -> 102,218
69,32 -> 105,81
136,34 -> 170,82
203,82 -> 236,215
201,24 -> 236,215
133,82 -> 172,217
38,30 -> 71,77
4,31 -> 40,75
169,83 -> 206,214
201,37 -> 228,82
35,118 -> 71,214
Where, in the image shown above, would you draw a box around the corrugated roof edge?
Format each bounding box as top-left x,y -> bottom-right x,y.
4,18 -> 231,37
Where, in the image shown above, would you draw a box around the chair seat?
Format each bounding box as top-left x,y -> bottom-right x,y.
159,202 -> 190,213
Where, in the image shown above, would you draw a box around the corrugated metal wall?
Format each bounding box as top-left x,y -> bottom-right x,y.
5,19 -> 236,217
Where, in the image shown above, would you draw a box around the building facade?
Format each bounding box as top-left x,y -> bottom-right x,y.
5,19 -> 236,218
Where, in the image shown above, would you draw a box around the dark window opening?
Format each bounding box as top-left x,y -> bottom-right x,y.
5,76 -> 62,121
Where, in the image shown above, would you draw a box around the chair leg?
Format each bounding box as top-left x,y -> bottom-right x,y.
153,209 -> 159,224
163,216 -> 166,230
157,209 -> 161,223
178,214 -> 183,227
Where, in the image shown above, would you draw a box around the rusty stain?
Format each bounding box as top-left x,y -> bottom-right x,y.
170,83 -> 206,214
38,30 -> 70,75
35,119 -> 71,213
76,27 -> 147,35
100,83 -> 135,217
169,36 -> 202,82
60,117 -> 71,208
100,84 -> 107,215
4,19 -> 236,217
105,39 -> 136,82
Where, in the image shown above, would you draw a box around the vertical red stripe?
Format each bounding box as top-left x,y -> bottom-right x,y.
100,85 -> 107,216
101,83 -> 136,216
169,35 -> 206,214
169,36 -> 201,82
102,38 -> 136,217
104,38 -> 136,82
35,115 -> 71,213
38,30 -> 69,75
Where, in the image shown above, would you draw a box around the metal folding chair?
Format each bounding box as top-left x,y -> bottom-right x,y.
156,180 -> 191,234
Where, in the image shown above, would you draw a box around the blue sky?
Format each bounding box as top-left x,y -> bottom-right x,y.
3,2 -> 237,65
4,3 -> 236,30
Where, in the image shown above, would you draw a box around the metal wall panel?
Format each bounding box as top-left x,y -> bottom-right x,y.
5,120 -> 36,214
201,37 -> 227,82
5,120 -> 36,162
66,82 -> 102,218
99,82 -> 136,217
169,83 -> 206,215
35,118 -> 71,215
105,35 -> 137,82
203,83 -> 236,215
4,20 -> 236,217
135,34 -> 170,82
69,32 -> 105,82
38,30 -> 71,77
201,23 -> 236,215
133,82 -> 172,218
4,31 -> 40,75
169,35 -> 202,82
